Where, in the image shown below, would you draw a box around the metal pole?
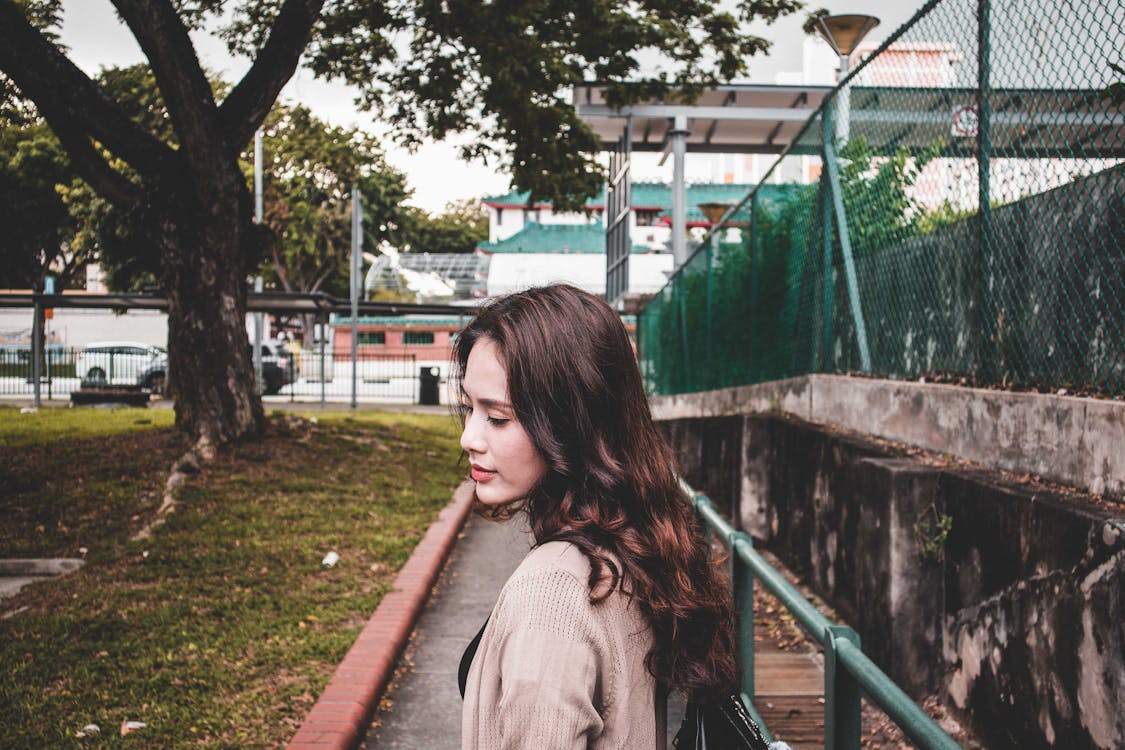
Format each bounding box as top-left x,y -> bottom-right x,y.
621,116 -> 632,304
319,311 -> 327,409
254,129 -> 264,222
253,129 -> 264,394
253,277 -> 263,393
32,294 -> 42,407
822,104 -> 872,373
706,231 -> 716,387
678,274 -> 691,392
748,191 -> 759,382
350,185 -> 361,410
819,113 -> 837,371
836,55 -> 851,144
670,115 -> 690,268
977,0 -> 994,382
732,533 -> 756,702
825,626 -> 862,750
820,164 -> 835,370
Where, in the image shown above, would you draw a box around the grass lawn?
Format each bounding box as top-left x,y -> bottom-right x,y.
0,405 -> 465,748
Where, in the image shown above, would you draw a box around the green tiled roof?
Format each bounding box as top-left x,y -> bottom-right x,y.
482,182 -> 796,223
479,221 -> 651,254
333,315 -> 471,326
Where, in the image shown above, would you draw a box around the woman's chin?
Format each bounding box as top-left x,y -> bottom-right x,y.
473,486 -> 508,506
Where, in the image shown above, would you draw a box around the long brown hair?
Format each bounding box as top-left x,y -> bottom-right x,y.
453,284 -> 737,702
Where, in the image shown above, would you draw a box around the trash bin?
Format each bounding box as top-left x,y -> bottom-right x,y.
419,366 -> 441,405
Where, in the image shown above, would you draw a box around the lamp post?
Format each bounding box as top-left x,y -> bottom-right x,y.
253,129 -> 264,394
698,201 -> 733,227
670,115 -> 691,268
812,14 -> 880,143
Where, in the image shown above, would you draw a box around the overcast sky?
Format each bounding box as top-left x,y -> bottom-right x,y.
58,0 -> 926,212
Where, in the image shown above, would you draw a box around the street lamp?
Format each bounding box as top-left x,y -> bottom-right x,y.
697,201 -> 733,226
811,14 -> 880,143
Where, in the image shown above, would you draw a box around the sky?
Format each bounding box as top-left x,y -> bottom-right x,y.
57,0 -> 926,213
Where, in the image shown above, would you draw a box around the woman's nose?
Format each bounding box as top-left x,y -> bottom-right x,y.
460,413 -> 485,454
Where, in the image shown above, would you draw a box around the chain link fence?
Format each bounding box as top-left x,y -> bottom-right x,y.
640,0 -> 1125,397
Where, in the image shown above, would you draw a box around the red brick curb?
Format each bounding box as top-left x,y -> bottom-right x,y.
286,481 -> 476,750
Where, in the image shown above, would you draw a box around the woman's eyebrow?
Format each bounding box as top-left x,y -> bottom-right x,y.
460,391 -> 512,410
478,398 -> 512,410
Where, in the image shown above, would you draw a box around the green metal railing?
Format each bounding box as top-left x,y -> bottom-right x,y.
687,486 -> 961,750
640,0 -> 1125,397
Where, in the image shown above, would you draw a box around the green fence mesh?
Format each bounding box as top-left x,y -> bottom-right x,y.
640,0 -> 1125,397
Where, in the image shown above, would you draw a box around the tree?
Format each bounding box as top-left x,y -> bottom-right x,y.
0,0 -> 801,450
257,102 -> 411,341
0,121 -> 85,291
401,199 -> 488,255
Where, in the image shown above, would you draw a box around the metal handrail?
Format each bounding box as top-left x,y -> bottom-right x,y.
688,488 -> 961,750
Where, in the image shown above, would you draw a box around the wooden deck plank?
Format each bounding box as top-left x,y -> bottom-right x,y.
753,652 -> 825,695
756,695 -> 826,749
750,647 -> 826,748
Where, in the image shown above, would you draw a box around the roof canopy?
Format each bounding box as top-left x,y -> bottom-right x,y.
573,82 -> 833,154
575,82 -> 1125,159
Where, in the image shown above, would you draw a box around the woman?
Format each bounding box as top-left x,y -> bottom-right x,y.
456,284 -> 737,750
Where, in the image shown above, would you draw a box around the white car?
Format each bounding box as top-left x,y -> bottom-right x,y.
76,341 -> 167,391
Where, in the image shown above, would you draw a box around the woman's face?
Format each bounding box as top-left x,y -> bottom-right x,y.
459,337 -> 548,506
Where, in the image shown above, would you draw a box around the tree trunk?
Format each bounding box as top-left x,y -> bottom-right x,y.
157,164 -> 264,453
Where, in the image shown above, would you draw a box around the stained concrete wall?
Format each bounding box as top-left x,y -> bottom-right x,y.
651,375 -> 1125,500
659,412 -> 1125,749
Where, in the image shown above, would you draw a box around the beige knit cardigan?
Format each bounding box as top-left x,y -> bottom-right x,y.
461,540 -> 666,750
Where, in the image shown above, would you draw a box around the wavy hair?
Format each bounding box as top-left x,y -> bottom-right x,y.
453,284 -> 737,702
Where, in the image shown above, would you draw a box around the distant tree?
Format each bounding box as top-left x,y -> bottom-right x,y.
257,103 -> 411,342
801,8 -> 831,36
0,121 -> 86,291
0,0 -> 802,449
401,199 -> 488,255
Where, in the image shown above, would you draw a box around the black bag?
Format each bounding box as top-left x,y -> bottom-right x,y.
672,693 -> 779,750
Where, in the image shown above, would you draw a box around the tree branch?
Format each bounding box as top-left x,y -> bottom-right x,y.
51,119 -> 144,206
270,246 -> 293,291
109,0 -> 222,169
0,0 -> 173,178
219,0 -> 326,153
311,259 -> 336,294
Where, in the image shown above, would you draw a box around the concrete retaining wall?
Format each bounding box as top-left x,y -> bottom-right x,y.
659,412 -> 1125,748
651,375 -> 1125,500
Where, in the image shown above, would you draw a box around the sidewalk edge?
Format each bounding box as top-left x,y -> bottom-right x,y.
287,480 -> 476,750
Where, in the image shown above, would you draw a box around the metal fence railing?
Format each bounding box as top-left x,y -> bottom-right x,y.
0,293 -> 464,406
687,485 -> 961,750
640,0 -> 1125,397
0,342 -> 427,404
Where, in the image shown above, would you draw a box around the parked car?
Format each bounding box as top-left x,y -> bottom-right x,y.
76,341 -> 168,392
255,341 -> 293,395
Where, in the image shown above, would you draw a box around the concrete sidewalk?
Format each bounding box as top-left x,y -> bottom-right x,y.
358,514 -> 688,749
360,514 -> 532,749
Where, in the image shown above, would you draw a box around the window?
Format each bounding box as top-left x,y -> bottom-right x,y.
403,332 -> 434,345
635,209 -> 661,227
359,332 -> 386,345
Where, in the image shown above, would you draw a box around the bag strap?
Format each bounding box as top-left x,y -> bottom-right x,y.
655,682 -> 668,750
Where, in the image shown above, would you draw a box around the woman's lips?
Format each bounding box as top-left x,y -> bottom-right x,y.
470,465 -> 496,482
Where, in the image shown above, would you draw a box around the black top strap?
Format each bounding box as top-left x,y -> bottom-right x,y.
458,616 -> 490,699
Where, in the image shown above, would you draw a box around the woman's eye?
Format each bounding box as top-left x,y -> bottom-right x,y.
487,416 -> 509,426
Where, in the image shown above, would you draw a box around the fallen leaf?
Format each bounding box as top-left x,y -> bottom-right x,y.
120,720 -> 146,736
